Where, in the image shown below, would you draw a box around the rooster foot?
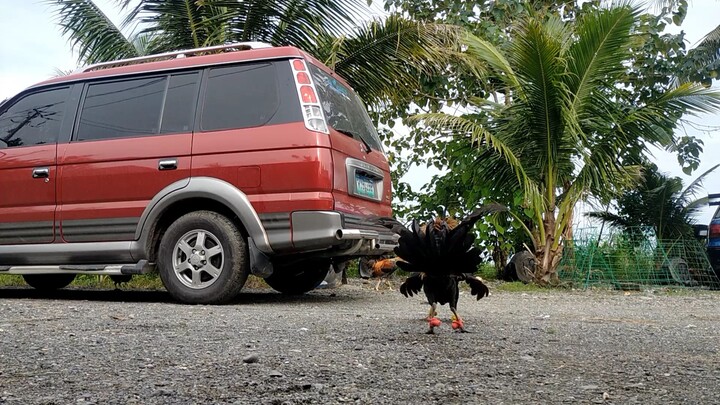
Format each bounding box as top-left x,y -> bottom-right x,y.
451,318 -> 468,333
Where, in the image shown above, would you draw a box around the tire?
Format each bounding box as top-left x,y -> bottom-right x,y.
667,257 -> 695,286
265,259 -> 331,295
509,251 -> 536,284
157,211 -> 249,304
22,274 -> 76,291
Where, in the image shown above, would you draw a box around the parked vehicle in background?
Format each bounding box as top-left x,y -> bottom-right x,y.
707,193 -> 720,277
0,42 -> 397,303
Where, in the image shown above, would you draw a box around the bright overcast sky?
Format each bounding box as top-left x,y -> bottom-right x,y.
1,0 -> 719,223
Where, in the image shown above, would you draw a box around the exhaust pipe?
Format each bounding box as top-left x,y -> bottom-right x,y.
335,229 -> 379,240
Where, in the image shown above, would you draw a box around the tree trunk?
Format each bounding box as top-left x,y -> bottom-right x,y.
533,209 -> 564,285
492,241 -> 508,279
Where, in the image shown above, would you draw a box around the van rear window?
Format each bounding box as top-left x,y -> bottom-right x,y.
308,65 -> 383,152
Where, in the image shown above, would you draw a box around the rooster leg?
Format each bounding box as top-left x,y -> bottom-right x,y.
450,308 -> 469,333
384,278 -> 394,291
374,278 -> 382,291
426,303 -> 440,334
426,303 -> 438,321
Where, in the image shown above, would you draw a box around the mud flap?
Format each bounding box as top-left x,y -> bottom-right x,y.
249,238 -> 274,278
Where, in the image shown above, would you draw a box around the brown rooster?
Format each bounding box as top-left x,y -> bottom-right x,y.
360,256 -> 403,291
380,203 -> 507,334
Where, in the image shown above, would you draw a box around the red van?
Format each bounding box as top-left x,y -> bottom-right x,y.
0,42 -> 396,303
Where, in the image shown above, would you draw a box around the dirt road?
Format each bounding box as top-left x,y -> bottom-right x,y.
1,281 -> 719,404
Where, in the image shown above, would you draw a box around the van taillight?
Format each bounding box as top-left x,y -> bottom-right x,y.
290,59 -> 328,134
710,224 -> 720,238
300,86 -> 317,103
296,72 -> 311,84
292,59 -> 306,71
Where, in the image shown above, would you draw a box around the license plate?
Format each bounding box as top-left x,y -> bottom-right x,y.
355,175 -> 376,198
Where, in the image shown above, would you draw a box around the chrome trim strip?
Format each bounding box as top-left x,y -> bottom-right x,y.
1,265 -> 128,275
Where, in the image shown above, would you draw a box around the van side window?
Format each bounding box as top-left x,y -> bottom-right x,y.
201,63 -> 279,131
77,76 -> 166,141
161,72 -> 199,134
0,87 -> 70,149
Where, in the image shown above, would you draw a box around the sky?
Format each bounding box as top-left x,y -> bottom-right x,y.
1,0 -> 719,224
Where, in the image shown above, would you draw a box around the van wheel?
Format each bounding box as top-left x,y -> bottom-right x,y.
265,259 -> 330,295
22,274 -> 76,291
158,211 -> 249,304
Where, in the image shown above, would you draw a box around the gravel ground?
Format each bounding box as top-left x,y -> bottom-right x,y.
1,280 -> 719,405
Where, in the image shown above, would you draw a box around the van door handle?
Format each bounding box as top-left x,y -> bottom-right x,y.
32,167 -> 50,178
158,159 -> 178,171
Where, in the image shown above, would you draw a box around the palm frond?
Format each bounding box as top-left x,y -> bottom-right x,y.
509,15 -> 567,201
690,23 -> 720,63
46,0 -> 137,64
319,16 -> 465,105
463,33 -> 520,92
654,82 -> 720,116
211,0 -> 369,49
410,113 -> 542,211
679,163 -> 720,203
586,211 -> 631,228
565,4 -> 637,117
122,0 -> 235,52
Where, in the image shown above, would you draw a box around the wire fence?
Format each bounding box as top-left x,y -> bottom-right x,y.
557,227 -> 720,290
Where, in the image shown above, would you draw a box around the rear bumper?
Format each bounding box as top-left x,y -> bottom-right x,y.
708,246 -> 720,268
289,211 -> 398,256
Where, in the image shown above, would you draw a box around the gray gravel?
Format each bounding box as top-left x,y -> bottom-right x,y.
1,280 -> 720,404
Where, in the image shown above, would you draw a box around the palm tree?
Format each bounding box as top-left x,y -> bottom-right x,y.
412,5 -> 720,284
46,0 -> 463,105
588,163 -> 720,241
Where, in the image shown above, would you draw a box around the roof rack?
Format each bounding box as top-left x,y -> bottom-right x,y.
77,42 -> 273,73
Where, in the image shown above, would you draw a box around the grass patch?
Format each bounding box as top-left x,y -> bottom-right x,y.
477,263 -> 498,281
494,281 -> 547,292
0,275 -> 24,287
0,273 -> 273,291
245,275 -> 270,289
0,274 -> 166,290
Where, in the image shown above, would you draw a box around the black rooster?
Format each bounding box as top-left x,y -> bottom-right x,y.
381,204 -> 506,333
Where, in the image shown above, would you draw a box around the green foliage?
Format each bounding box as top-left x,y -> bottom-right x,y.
477,263 -> 498,281
380,0 -> 718,222
385,3 -> 720,281
47,0 -> 464,109
588,162 -> 720,240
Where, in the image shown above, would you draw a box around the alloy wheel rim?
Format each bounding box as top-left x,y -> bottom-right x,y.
172,229 -> 225,289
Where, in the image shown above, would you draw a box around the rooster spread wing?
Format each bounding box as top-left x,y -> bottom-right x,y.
399,273 -> 424,298
462,275 -> 490,300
